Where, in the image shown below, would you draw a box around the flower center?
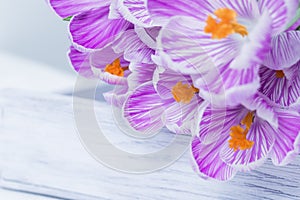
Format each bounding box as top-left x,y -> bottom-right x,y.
204,8 -> 248,39
171,82 -> 199,104
275,70 -> 285,78
104,58 -> 129,77
229,112 -> 254,151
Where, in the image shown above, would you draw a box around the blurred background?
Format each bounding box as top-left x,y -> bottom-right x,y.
0,0 -> 72,73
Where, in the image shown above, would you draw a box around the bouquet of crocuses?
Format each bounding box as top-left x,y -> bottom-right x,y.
49,0 -> 300,181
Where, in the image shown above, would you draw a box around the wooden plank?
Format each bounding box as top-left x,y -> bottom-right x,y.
1,89 -> 300,200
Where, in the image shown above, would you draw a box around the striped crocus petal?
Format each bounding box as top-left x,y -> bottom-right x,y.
127,63 -> 156,90
90,45 -> 129,85
165,97 -> 203,135
70,6 -> 132,50
194,62 -> 261,107
134,26 -> 160,49
262,31 -> 300,70
156,16 -> 217,75
49,0 -> 110,18
220,117 -> 276,171
191,136 -> 238,181
242,92 -> 279,128
112,29 -> 154,64
123,82 -> 169,134
68,46 -> 95,78
103,85 -> 129,108
118,0 -> 155,27
270,109 -> 300,166
258,0 -> 292,34
196,104 -> 248,144
153,67 -> 193,100
259,62 -> 300,107
147,0 -> 217,26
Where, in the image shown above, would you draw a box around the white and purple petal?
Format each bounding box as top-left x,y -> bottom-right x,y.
258,0 -> 290,34
103,85 -> 129,108
196,105 -> 247,144
68,46 -> 95,78
90,45 -> 129,85
270,109 -> 300,166
112,29 -> 154,64
191,137 -> 238,181
127,63 -> 156,90
69,6 -> 132,50
153,67 -> 193,100
123,82 -> 170,134
118,0 -> 155,27
165,97 -> 203,135
147,0 -> 210,26
49,0 -> 109,18
220,117 -> 276,171
262,31 -> 300,70
259,62 -> 300,107
242,92 -> 279,128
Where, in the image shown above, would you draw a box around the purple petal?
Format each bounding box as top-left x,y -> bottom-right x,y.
220,117 -> 276,171
118,0 -> 155,27
242,93 -> 279,128
258,0 -> 289,34
270,109 -> 300,166
49,0 -> 109,18
191,136 -> 238,181
196,105 -> 248,144
70,6 -> 132,50
135,26 -> 160,49
147,0 -> 210,26
259,63 -> 300,107
103,85 -> 129,108
262,31 -> 300,70
153,67 -> 193,100
127,63 -> 156,90
123,82 -> 167,133
157,16 -> 217,75
165,97 -> 203,135
112,29 -> 154,64
89,45 -> 129,85
68,46 -> 94,78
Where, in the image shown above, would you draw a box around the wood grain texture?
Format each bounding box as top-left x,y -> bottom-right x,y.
0,89 -> 300,200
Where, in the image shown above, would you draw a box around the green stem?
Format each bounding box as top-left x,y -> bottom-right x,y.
286,7 -> 300,30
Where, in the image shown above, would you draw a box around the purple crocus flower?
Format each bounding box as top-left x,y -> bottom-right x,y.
124,67 -> 203,134
145,0 -> 299,106
259,31 -> 300,108
68,28 -> 155,84
191,93 -> 300,181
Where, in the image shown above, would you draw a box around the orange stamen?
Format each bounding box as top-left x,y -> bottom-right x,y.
104,58 -> 128,77
228,112 -> 254,151
171,82 -> 199,104
204,8 -> 248,39
275,70 -> 285,78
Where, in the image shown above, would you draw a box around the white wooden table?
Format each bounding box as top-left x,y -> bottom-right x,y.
1,89 -> 300,200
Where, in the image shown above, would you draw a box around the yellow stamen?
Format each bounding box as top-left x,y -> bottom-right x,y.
171,82 -> 199,104
275,70 -> 285,78
228,112 -> 254,151
204,8 -> 248,39
104,58 -> 128,77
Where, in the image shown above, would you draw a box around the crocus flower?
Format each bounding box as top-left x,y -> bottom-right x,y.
68,29 -> 155,84
146,0 -> 299,106
124,67 -> 203,134
191,93 -> 300,181
259,31 -> 300,108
